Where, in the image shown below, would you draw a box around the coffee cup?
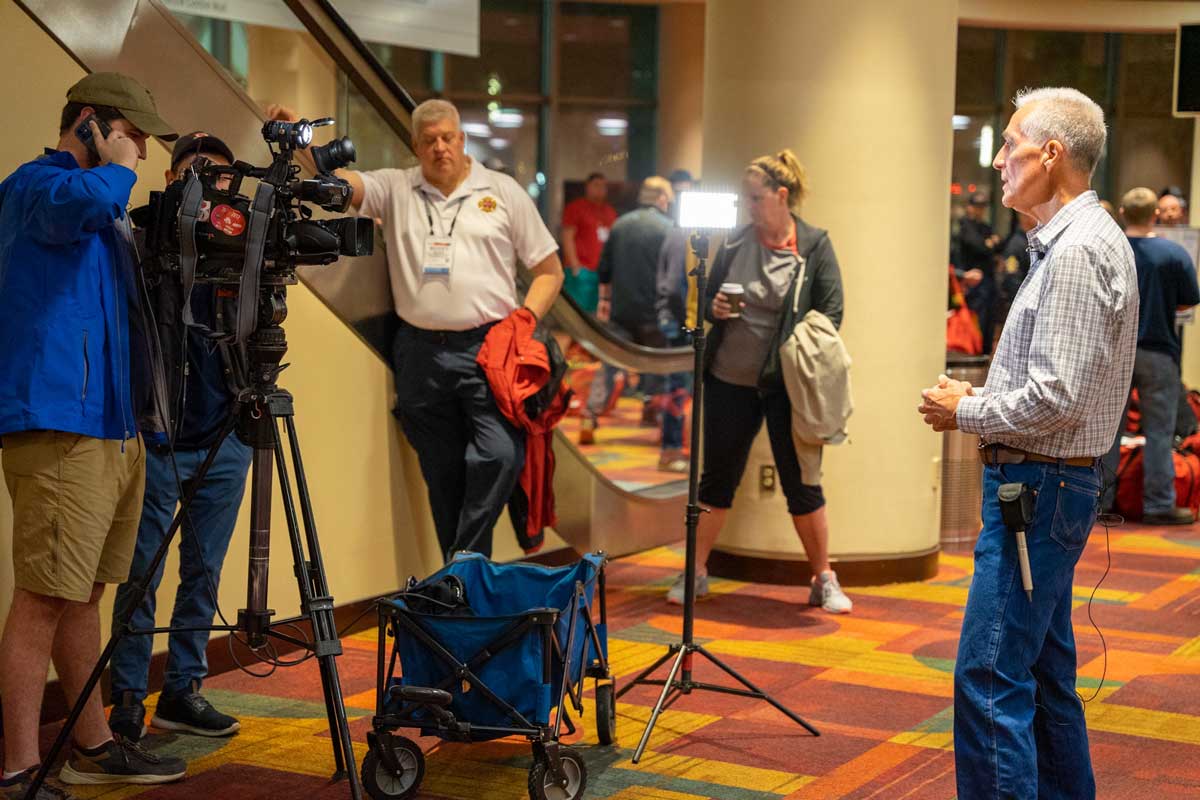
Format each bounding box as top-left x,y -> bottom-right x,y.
720,282 -> 745,317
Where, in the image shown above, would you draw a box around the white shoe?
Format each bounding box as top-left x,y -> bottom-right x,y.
667,570 -> 709,605
809,571 -> 852,614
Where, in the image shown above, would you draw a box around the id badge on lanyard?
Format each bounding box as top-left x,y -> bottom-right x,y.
421,190 -> 465,281
423,236 -> 454,278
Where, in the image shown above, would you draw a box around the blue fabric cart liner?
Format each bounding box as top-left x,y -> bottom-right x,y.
380,552 -> 606,739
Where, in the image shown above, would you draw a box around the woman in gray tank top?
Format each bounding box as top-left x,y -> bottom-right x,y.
665,149 -> 851,614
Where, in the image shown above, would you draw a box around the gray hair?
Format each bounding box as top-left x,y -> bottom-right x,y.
1013,87 -> 1106,177
412,98 -> 461,135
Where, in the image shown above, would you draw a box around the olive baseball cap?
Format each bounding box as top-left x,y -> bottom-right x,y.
67,72 -> 177,140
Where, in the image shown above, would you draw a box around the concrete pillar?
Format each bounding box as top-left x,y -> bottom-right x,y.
701,0 -> 958,583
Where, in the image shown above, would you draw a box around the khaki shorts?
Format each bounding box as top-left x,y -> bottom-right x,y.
2,430 -> 145,602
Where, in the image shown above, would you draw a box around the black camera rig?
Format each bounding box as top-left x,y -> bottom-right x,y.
134,115 -> 373,345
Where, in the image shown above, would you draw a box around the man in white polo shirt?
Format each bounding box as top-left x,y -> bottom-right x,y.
270,99 -> 563,560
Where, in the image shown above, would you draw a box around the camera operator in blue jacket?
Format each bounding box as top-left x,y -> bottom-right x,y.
0,72 -> 187,793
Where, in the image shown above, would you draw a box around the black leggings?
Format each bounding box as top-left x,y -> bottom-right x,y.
698,373 -> 825,516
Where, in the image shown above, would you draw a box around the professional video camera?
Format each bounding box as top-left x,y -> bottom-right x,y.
134,115 -> 373,343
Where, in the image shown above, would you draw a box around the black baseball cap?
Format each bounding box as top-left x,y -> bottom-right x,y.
170,131 -> 235,169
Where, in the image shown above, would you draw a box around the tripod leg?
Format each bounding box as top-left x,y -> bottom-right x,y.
631,645 -> 688,764
271,416 -> 363,798
693,644 -> 820,736
614,646 -> 677,700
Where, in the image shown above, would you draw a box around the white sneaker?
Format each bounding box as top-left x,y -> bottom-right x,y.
809,571 -> 852,614
666,570 -> 709,605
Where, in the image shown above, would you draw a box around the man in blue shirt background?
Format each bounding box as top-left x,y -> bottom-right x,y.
0,72 -> 188,795
107,132 -> 252,748
1102,186 -> 1200,524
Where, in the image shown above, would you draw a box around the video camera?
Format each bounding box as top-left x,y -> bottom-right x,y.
134,115 -> 374,344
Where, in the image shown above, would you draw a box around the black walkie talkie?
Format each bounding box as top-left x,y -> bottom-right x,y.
74,114 -> 114,161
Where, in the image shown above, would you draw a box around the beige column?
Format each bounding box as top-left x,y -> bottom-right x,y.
701,0 -> 958,582
1183,120 -> 1200,389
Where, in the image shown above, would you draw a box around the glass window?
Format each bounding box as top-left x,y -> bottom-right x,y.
367,42 -> 430,97
1005,31 -> 1109,106
445,2 -> 542,96
956,27 -> 998,109
459,102 -> 540,193
558,5 -> 657,101
556,109 -> 630,183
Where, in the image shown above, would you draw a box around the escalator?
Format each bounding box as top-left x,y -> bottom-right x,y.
15,0 -> 693,562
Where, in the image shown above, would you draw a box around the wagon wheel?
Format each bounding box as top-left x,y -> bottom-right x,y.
361,735 -> 424,800
594,680 -> 617,745
528,747 -> 588,800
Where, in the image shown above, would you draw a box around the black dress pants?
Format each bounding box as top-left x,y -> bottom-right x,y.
392,322 -> 524,561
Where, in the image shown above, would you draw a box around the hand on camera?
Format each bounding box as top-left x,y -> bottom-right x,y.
92,120 -> 138,170
265,103 -> 300,123
712,292 -> 733,320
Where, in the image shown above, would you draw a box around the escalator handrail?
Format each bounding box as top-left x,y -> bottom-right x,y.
546,289 -> 693,374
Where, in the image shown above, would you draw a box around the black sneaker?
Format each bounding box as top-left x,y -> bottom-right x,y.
152,683 -> 240,737
1143,507 -> 1196,526
0,765 -> 76,799
108,691 -> 147,743
58,738 -> 185,785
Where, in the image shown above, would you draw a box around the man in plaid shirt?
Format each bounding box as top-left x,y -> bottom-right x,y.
920,87 -> 1137,799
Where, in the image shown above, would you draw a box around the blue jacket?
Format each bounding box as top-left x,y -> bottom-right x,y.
0,149 -> 139,441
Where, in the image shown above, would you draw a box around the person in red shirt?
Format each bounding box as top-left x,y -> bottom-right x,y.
561,172 -> 617,313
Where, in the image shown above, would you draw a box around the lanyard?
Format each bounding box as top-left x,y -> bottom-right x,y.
420,189 -> 468,238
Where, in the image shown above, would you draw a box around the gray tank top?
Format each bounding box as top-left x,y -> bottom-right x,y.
711,238 -> 801,387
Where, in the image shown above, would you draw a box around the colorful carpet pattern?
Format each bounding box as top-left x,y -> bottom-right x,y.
18,520 -> 1200,799
559,371 -> 691,493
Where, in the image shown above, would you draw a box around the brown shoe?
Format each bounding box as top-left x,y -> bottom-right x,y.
578,417 -> 596,445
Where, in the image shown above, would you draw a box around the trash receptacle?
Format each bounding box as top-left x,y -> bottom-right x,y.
940,355 -> 990,549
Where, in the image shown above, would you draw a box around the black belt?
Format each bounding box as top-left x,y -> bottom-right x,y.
399,319 -> 498,346
979,444 -> 1096,469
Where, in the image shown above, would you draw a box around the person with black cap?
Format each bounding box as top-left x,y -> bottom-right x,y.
0,72 -> 187,796
104,132 -> 252,751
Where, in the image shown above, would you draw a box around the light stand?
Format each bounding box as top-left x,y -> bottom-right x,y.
26,319 -> 363,800
615,224 -> 819,764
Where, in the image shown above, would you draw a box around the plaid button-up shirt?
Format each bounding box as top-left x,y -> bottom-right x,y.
956,191 -> 1137,458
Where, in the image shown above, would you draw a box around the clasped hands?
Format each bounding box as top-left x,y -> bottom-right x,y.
918,374 -> 974,432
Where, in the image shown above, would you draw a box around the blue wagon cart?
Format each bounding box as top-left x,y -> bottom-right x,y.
361,551 -> 616,800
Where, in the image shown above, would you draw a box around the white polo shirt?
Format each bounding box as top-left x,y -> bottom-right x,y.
358,158 -> 558,331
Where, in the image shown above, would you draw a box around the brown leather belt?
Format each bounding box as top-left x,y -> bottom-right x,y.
978,444 -> 1096,469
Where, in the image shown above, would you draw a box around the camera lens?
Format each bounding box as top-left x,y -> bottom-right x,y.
311,137 -> 357,174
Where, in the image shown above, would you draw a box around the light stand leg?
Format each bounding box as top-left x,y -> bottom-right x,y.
25,419 -> 239,798
620,232 -> 819,765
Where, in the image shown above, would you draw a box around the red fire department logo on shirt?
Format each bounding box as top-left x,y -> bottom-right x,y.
210,204 -> 246,236
478,196 -> 497,213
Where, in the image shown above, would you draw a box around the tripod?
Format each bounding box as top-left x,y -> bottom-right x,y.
614,231 -> 820,763
28,319 -> 364,800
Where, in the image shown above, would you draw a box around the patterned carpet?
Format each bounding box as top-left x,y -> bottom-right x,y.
559,362 -> 691,493
18,519 -> 1200,799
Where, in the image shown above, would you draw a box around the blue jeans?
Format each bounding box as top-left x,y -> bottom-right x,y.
954,461 -> 1100,800
1101,347 -> 1179,514
110,437 -> 252,700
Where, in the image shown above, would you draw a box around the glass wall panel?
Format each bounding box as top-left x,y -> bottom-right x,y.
459,102 -> 540,191
558,5 -> 656,101
445,2 -> 541,96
